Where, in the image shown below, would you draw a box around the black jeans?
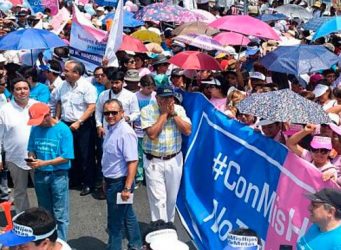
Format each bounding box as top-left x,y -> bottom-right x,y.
63,118 -> 96,188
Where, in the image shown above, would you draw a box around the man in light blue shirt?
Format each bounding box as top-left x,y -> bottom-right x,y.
102,99 -> 142,250
297,188 -> 341,250
27,103 -> 74,241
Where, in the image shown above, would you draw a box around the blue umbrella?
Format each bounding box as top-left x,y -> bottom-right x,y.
0,28 -> 66,50
259,45 -> 339,75
103,11 -> 144,27
257,13 -> 288,22
302,16 -> 332,31
313,16 -> 341,40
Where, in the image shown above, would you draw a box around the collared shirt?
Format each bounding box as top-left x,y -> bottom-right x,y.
0,99 -> 37,169
53,77 -> 97,122
95,88 -> 140,127
102,119 -> 138,179
48,76 -> 64,116
141,103 -> 191,156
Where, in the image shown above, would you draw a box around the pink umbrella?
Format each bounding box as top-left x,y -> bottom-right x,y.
119,35 -> 148,52
209,15 -> 280,41
168,51 -> 222,70
191,9 -> 217,23
213,32 -> 251,46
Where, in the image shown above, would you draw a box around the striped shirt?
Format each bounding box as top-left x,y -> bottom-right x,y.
141,103 -> 191,157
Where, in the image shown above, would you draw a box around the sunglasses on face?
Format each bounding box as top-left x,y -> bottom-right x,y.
310,148 -> 330,154
103,111 -> 120,116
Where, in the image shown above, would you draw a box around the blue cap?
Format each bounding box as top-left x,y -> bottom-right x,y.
246,45 -> 260,56
156,85 -> 175,97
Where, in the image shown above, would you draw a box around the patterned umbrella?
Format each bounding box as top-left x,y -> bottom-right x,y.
135,2 -> 201,23
174,33 -> 226,51
275,4 -> 312,20
302,16 -> 332,31
236,89 -> 331,124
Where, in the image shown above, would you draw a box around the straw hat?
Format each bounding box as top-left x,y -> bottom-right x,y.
313,1 -> 321,8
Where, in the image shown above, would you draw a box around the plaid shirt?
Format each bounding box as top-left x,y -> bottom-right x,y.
141,103 -> 191,156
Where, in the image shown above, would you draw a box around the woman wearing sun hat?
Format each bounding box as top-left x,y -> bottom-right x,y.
286,124 -> 338,182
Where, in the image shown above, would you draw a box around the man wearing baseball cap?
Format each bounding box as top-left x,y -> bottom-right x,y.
297,188 -> 341,249
26,103 -> 74,241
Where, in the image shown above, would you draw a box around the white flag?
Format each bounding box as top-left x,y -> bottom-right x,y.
104,0 -> 124,67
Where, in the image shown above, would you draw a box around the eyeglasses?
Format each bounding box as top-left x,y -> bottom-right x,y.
103,111 -> 120,116
94,73 -> 105,78
310,148 -> 330,154
128,60 -> 136,64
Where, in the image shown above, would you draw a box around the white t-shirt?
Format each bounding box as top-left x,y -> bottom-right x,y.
57,238 -> 72,250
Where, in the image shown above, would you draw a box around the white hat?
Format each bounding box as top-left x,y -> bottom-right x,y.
313,84 -> 329,98
249,71 -> 266,81
201,78 -> 221,86
148,27 -> 161,36
256,119 -> 276,126
328,113 -> 340,125
0,54 -> 6,63
96,6 -> 105,12
145,229 -> 189,250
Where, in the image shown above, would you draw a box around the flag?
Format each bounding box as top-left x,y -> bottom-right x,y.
104,0 -> 123,67
177,92 -> 339,250
50,7 -> 70,35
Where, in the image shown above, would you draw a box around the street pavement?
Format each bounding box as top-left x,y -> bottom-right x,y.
1,185 -> 196,250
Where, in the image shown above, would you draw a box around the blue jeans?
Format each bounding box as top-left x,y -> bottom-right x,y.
34,170 -> 69,241
105,177 -> 142,250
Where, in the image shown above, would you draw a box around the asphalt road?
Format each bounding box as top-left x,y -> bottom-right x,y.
1,185 -> 196,250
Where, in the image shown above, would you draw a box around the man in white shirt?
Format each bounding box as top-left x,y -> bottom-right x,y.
53,60 -> 98,196
0,78 -> 36,213
95,70 -> 140,138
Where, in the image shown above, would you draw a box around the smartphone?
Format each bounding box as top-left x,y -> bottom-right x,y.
24,158 -> 35,162
279,245 -> 293,250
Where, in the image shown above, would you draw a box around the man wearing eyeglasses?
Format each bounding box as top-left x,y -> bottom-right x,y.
101,99 -> 142,250
297,188 -> 341,249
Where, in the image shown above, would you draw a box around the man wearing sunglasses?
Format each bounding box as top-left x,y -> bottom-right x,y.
101,99 -> 142,250
297,188 -> 341,249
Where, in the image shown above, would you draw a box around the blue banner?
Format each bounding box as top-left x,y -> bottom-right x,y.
177,92 -> 288,249
95,0 -> 117,7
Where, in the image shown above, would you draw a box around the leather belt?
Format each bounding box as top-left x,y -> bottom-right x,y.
144,151 -> 180,161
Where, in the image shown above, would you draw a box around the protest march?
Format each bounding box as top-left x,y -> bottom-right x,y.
0,0 -> 340,249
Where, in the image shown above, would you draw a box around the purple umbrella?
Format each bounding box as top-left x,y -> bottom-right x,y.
174,33 -> 227,52
135,2 -> 201,23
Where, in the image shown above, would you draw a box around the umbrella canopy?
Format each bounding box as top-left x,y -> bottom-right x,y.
0,28 -> 66,50
191,9 -> 217,23
174,33 -> 226,51
302,16 -> 332,31
131,29 -> 162,44
172,21 -> 219,36
209,15 -> 280,40
259,45 -> 339,75
257,13 -> 288,22
119,35 -> 148,53
135,2 -> 200,23
168,51 -> 222,70
213,32 -> 250,46
275,4 -> 312,20
102,11 -> 144,27
312,16 -> 341,41
236,89 -> 331,124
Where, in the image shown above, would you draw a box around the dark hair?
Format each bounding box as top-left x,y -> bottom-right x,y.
322,69 -> 335,77
103,67 -> 118,78
14,207 -> 57,246
24,67 -> 39,82
108,70 -> 125,81
94,66 -> 104,73
48,60 -> 62,76
103,98 -> 123,110
66,60 -> 85,76
140,75 -> 156,87
143,220 -> 177,247
10,78 -> 30,91
333,87 -> 341,98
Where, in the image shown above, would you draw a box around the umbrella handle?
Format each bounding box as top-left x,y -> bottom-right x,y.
237,35 -> 244,62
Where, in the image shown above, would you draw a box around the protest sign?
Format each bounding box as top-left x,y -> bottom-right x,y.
177,92 -> 338,250
26,0 -> 59,15
50,7 -> 70,35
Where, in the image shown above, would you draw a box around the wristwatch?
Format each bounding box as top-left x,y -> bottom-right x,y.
77,119 -> 84,125
123,187 -> 131,192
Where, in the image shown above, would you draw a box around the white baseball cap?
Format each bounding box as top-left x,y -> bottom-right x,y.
313,84 -> 329,98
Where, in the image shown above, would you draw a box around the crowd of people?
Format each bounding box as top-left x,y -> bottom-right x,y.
0,0 -> 340,249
